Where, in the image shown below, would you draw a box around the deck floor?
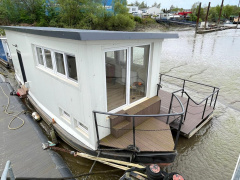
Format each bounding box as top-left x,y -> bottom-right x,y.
158,89 -> 213,135
100,117 -> 174,152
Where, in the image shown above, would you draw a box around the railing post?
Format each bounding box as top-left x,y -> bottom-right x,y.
93,112 -> 100,148
182,80 -> 185,97
1,161 -> 15,180
157,84 -> 160,96
184,97 -> 190,122
174,114 -> 183,150
202,98 -> 208,119
213,90 -> 219,110
132,117 -> 136,148
159,74 -> 162,85
167,93 -> 174,124
210,87 -> 216,106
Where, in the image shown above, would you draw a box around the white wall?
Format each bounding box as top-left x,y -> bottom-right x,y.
5,30 -> 163,150
148,7 -> 160,15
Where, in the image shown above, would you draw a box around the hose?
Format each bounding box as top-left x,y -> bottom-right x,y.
0,85 -> 25,130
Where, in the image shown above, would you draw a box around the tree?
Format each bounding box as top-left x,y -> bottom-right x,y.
152,2 -> 160,8
223,5 -> 233,19
139,1 -> 147,9
133,0 -> 140,6
113,0 -> 128,15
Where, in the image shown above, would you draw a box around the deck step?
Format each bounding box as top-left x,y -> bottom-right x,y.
111,120 -> 131,138
110,96 -> 161,138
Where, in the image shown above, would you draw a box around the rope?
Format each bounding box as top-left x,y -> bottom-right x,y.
0,85 -> 25,130
46,146 -> 147,178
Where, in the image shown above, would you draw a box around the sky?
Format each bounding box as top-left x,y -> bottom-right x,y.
127,0 -> 240,9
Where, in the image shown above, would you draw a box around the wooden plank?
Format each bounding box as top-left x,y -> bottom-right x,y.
100,118 -> 174,152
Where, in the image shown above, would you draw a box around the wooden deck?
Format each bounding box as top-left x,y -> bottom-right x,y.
100,88 -> 214,152
100,117 -> 174,152
158,89 -> 213,137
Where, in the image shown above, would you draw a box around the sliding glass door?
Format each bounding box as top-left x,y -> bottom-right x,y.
105,45 -> 150,112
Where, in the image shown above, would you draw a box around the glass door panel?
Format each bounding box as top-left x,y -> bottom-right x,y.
105,49 -> 127,111
130,45 -> 150,103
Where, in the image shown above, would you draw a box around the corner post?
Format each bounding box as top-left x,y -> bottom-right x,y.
174,114 -> 183,150
93,112 -> 100,148
132,117 -> 136,148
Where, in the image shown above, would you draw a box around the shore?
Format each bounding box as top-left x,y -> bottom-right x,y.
134,22 -> 194,32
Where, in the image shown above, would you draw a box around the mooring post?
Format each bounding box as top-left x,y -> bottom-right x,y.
237,12 -> 240,29
204,2 -> 211,30
195,2 -> 202,34
237,0 -> 240,29
218,0 -> 224,27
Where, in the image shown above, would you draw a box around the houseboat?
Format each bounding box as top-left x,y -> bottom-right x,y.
1,26 -> 219,165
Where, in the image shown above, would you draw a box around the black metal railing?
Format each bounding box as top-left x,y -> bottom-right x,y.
159,74 -> 220,123
93,90 -> 185,151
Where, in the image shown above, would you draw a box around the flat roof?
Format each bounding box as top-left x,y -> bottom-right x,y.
1,26 -> 178,41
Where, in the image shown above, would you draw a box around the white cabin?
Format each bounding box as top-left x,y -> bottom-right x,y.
3,26 -> 178,151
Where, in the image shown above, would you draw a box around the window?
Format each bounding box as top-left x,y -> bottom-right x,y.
75,119 -> 88,136
35,45 -> 78,83
60,109 -> 71,124
132,45 -> 149,66
36,47 -> 44,65
44,49 -> 53,69
66,54 -> 78,81
55,52 -> 65,75
105,44 -> 150,112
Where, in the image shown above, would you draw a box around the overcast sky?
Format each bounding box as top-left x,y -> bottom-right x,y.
127,0 -> 240,9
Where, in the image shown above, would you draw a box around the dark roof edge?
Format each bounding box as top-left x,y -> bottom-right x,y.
1,26 -> 179,41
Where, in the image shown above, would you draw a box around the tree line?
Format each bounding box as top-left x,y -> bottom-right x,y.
190,3 -> 240,22
0,0 -> 139,31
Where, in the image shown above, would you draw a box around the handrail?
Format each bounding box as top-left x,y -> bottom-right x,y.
160,73 -> 220,90
183,89 -> 219,106
159,73 -> 220,109
160,73 -> 220,121
93,90 -> 185,151
1,161 -> 15,180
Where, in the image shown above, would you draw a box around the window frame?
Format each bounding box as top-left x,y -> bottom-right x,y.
34,45 -> 78,83
65,53 -> 78,82
131,45 -> 150,67
104,43 -> 151,113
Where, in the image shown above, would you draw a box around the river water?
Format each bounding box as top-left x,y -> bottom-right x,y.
160,29 -> 240,180
56,29 -> 240,180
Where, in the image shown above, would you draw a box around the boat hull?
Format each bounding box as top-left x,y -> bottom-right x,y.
28,95 -> 177,165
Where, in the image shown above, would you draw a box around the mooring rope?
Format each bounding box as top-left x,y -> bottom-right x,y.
0,85 -> 25,130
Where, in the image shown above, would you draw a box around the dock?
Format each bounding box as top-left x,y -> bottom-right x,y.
0,75 -> 72,178
197,25 -> 237,34
158,89 -> 213,138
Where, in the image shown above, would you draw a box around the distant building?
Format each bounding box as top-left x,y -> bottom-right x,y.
148,7 -> 160,15
102,0 -> 127,12
127,6 -> 138,14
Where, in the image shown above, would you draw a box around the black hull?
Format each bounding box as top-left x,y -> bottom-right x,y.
28,95 -> 177,165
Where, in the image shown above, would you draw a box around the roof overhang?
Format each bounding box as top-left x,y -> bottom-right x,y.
1,26 -> 179,41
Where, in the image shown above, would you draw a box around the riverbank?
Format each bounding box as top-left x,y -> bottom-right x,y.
134,22 -> 194,32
